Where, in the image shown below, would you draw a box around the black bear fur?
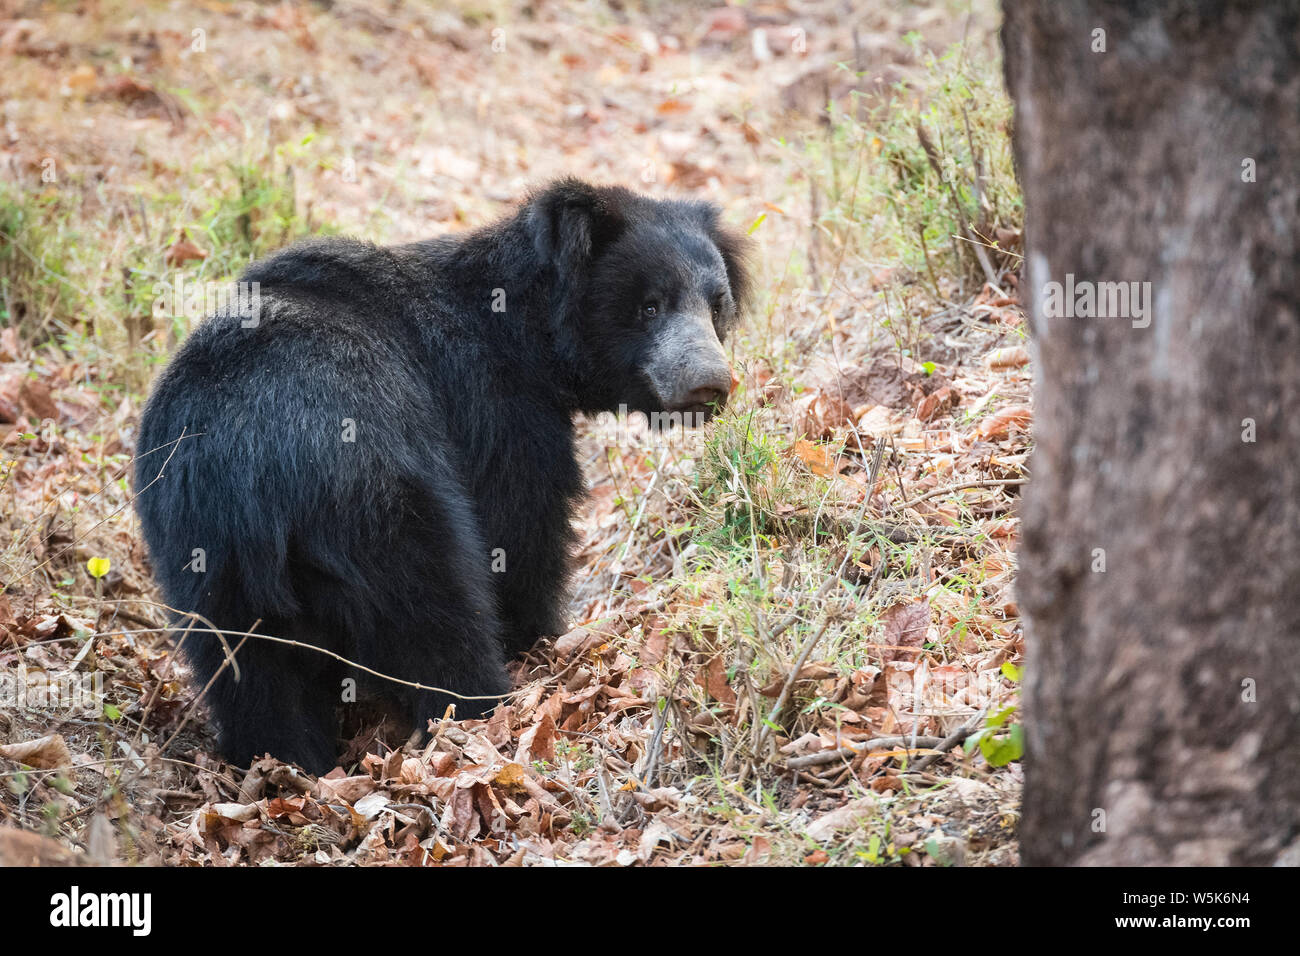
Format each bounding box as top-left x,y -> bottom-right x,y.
135,179 -> 751,773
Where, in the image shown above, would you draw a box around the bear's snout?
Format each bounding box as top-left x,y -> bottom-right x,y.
644,312 -> 733,418
667,360 -> 733,418
681,382 -> 729,412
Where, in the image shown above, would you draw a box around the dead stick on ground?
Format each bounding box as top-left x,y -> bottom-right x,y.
755,619 -> 831,760
766,574 -> 838,644
783,735 -> 945,771
642,696 -> 672,790
900,477 -> 1028,509
908,713 -> 987,774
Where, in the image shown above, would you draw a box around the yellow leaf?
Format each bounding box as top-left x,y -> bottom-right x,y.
793,439 -> 837,478
493,762 -> 526,790
86,557 -> 111,579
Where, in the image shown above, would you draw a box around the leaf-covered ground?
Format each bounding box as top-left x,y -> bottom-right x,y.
0,0 -> 1029,866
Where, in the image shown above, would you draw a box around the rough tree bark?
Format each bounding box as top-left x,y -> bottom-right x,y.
1003,1 -> 1300,865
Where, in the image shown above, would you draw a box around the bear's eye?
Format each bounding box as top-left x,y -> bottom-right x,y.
642,301 -> 659,318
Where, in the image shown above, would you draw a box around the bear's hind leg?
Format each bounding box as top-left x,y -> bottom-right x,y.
194,624 -> 342,775
349,477 -> 514,739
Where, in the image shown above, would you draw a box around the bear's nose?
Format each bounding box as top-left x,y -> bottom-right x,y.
684,384 -> 728,409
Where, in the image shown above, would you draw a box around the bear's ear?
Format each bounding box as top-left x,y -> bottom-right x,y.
698,205 -> 755,319
527,179 -> 627,278
525,179 -> 628,371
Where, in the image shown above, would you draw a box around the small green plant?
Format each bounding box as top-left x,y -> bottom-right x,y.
855,828 -> 912,866
801,39 -> 1020,297
692,409 -> 811,553
195,160 -> 302,267
2,133 -> 336,389
0,187 -> 78,342
965,705 -> 1024,767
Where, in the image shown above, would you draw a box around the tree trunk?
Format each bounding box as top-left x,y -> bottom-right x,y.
1003,1 -> 1300,865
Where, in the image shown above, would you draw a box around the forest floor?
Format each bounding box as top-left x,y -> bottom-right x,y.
0,0 -> 1030,866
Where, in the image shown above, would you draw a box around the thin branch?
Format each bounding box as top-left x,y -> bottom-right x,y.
899,477 -> 1028,509
907,713 -> 986,774
782,735 -> 945,771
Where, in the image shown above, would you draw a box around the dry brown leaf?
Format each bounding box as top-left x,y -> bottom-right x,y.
792,439 -> 837,478
879,601 -> 931,663
62,64 -> 98,95
856,403 -> 902,438
0,734 -> 72,769
696,654 -> 737,705
985,346 -> 1031,369
265,797 -> 307,821
805,795 -> 880,841
0,825 -> 84,866
975,405 -> 1033,440
0,327 -> 21,362
315,774 -> 377,804
757,662 -> 838,697
102,74 -> 158,105
515,712 -> 557,766
640,617 -> 673,667
18,380 -> 58,422
795,389 -> 854,439
351,791 -> 390,820
655,98 -> 691,115
210,801 -> 260,823
916,385 -> 960,422
699,6 -> 748,43
399,757 -> 427,784
163,236 -> 207,266
553,626 -> 602,658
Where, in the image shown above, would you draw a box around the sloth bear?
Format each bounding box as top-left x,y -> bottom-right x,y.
135,179 -> 751,773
